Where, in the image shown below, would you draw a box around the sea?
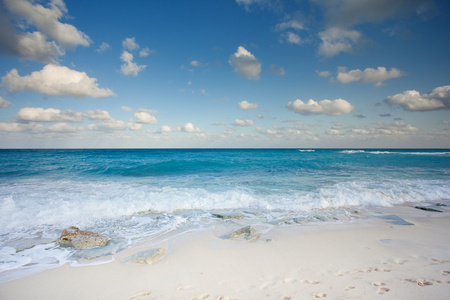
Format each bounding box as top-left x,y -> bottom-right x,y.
0,148 -> 449,282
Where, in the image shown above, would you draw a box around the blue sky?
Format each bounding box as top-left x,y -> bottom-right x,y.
0,0 -> 449,148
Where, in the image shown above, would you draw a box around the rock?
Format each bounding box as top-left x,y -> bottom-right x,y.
123,248 -> 166,264
414,206 -> 443,213
221,226 -> 260,241
271,218 -> 293,225
212,211 -> 244,220
436,203 -> 448,207
57,226 -> 109,249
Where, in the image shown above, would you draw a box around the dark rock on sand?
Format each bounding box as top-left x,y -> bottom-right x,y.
212,211 -> 244,220
57,226 -> 109,249
414,206 -> 443,213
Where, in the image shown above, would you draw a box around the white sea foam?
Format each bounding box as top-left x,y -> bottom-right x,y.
1,177 -> 449,283
341,150 -> 449,156
340,150 -> 365,154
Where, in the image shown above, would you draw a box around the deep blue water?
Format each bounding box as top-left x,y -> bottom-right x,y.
0,148 -> 449,281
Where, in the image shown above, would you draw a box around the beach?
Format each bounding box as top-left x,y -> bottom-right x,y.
1,203 -> 449,300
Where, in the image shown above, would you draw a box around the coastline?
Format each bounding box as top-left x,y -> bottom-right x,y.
1,203 -> 449,300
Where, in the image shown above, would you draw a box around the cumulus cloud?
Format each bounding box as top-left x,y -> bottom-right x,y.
139,47 -> 153,57
287,98 -> 355,116
384,85 -> 450,111
4,0 -> 90,48
2,64 -> 115,98
229,46 -> 261,80
134,110 -> 158,124
268,65 -> 286,76
121,106 -> 133,112
161,125 -> 172,133
120,50 -> 146,76
96,42 -> 111,53
286,32 -> 301,44
0,121 -> 78,133
0,97 -> 12,108
0,20 -> 64,63
275,16 -> 305,45
318,27 -> 362,57
182,123 -> 200,132
256,127 -> 277,135
122,37 -> 139,51
239,100 -> 259,110
86,109 -> 114,121
335,66 -> 405,86
17,107 -> 83,123
85,110 -> 140,132
234,119 -> 254,126
351,121 -> 418,136
86,120 -> 132,132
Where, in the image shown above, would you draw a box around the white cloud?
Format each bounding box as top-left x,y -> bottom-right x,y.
256,127 -> 277,135
275,20 -> 304,31
85,111 -> 140,132
17,31 -> 64,63
2,64 -> 115,98
0,121 -> 78,133
96,42 -> 111,53
86,109 -> 114,121
235,0 -> 267,10
190,60 -> 202,67
139,47 -> 153,57
121,106 -> 133,112
161,125 -> 172,133
351,121 -> 418,136
238,100 -> 259,110
86,120 -> 131,132
122,37 -> 139,51
287,98 -> 355,116
182,123 -> 200,132
120,50 -> 147,76
134,111 -> 157,124
229,46 -> 261,80
317,70 -> 331,77
384,85 -> 450,111
234,119 -> 254,126
287,32 -> 301,44
318,27 -> 362,57
17,107 -> 83,123
336,66 -> 405,86
0,97 -> 12,108
268,65 -> 286,76
326,129 -> 341,135
4,0 -> 90,48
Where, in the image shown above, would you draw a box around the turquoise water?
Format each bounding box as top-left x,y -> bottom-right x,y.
0,149 -> 449,281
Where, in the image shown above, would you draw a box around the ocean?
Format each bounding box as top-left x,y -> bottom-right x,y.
0,148 -> 449,282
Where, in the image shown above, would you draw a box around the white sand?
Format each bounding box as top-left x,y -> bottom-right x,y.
1,204 -> 449,300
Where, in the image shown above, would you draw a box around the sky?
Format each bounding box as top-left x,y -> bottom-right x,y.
0,0 -> 449,148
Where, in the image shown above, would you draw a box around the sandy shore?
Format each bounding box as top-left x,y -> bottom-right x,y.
1,204 -> 450,300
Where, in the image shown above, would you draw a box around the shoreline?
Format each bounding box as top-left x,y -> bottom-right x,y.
1,203 -> 450,299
